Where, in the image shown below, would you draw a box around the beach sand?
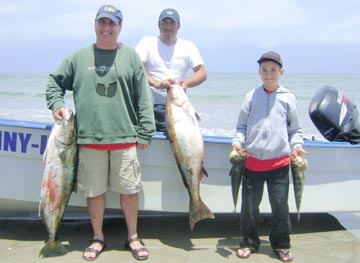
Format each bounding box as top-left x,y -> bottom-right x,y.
0,212 -> 359,263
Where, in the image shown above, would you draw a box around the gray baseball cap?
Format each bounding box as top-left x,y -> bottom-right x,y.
159,8 -> 180,23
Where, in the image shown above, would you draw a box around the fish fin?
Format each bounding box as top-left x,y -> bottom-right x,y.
189,199 -> 215,230
73,182 -> 78,193
195,112 -> 201,123
229,164 -> 242,177
39,238 -> 67,257
201,166 -> 208,179
42,150 -> 47,167
59,149 -> 67,162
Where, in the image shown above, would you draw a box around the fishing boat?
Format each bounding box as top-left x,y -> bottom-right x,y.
1,116 -> 360,219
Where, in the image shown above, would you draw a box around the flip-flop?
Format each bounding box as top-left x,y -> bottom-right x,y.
124,237 -> 149,260
82,239 -> 106,261
237,247 -> 252,259
274,249 -> 293,262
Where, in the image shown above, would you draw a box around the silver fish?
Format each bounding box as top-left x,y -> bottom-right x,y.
39,108 -> 77,257
290,155 -> 307,222
166,83 -> 215,230
228,150 -> 247,210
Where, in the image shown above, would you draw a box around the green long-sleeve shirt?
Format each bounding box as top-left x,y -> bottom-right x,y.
46,44 -> 155,145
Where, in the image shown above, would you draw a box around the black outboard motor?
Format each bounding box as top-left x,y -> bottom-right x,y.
309,86 -> 360,144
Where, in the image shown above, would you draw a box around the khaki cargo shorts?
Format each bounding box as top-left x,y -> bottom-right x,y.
77,146 -> 142,197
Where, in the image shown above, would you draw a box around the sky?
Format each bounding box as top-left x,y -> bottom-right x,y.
1,0 -> 359,73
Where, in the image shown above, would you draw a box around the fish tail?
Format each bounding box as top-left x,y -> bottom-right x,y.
230,163 -> 244,211
39,238 -> 67,257
189,199 -> 215,230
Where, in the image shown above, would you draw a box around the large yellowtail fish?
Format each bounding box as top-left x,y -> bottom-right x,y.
166,83 -> 215,230
39,108 -> 77,257
228,149 -> 247,210
290,155 -> 307,222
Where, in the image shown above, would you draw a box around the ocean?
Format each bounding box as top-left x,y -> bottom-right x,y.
1,72 -> 360,140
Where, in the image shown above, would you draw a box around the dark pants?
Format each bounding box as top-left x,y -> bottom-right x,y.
154,104 -> 167,132
240,165 -> 291,250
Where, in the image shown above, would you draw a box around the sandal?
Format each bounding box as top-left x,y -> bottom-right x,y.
236,247 -> 252,259
82,239 -> 106,261
274,249 -> 293,262
124,237 -> 149,260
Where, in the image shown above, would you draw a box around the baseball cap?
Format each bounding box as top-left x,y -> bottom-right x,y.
96,5 -> 123,24
257,51 -> 283,67
159,8 -> 180,23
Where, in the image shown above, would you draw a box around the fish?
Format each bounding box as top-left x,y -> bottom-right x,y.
290,155 -> 307,222
39,108 -> 78,257
228,150 -> 247,210
166,83 -> 215,230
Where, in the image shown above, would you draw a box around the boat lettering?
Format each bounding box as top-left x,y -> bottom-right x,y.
0,131 -> 48,155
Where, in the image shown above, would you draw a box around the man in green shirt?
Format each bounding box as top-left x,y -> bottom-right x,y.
46,5 -> 155,261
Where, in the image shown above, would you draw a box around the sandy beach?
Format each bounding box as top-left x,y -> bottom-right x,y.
0,212 -> 359,263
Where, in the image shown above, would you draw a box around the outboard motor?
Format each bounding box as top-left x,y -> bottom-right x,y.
309,86 -> 360,144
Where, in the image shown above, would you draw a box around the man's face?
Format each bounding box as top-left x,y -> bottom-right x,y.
158,18 -> 179,42
95,18 -> 121,43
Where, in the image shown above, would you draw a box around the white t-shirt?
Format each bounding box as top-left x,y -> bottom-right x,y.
135,36 -> 204,104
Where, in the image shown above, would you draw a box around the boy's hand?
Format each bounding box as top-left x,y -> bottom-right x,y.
292,147 -> 308,157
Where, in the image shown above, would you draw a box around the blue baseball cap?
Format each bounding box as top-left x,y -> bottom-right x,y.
159,8 -> 180,23
96,5 -> 123,24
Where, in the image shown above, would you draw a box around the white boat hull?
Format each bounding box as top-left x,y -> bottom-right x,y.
1,119 -> 359,218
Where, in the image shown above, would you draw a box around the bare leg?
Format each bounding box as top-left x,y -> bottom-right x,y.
121,193 -> 149,258
83,194 -> 106,259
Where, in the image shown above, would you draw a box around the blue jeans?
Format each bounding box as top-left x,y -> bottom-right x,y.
240,165 -> 291,250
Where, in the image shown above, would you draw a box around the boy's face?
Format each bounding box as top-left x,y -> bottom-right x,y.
259,61 -> 284,91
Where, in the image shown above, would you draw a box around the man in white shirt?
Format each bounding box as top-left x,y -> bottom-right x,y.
135,8 -> 207,131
